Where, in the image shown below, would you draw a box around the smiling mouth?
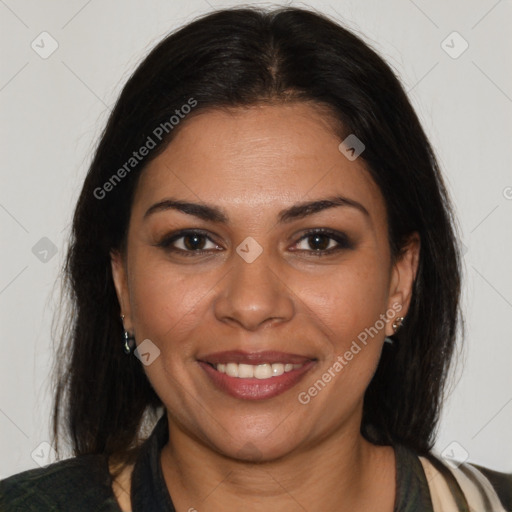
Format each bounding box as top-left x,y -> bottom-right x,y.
197,351 -> 316,400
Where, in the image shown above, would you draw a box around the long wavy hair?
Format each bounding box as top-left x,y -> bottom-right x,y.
53,5 -> 463,469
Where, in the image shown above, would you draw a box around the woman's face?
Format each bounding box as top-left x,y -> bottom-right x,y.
112,103 -> 419,460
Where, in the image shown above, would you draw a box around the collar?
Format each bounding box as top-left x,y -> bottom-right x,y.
130,414 -> 176,511
129,414 -> 436,512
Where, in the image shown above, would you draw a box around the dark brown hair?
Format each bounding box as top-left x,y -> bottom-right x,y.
53,5 -> 462,467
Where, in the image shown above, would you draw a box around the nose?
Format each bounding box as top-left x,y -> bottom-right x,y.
213,246 -> 295,331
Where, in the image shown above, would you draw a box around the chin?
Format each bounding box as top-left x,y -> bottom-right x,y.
209,426 -> 306,463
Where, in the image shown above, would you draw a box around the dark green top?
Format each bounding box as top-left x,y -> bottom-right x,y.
1,415 -> 510,511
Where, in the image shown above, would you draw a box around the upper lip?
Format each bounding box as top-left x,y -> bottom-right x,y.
197,350 -> 315,365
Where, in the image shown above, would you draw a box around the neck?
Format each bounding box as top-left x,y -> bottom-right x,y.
160,414 -> 396,512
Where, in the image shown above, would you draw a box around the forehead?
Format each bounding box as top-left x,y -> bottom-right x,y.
133,103 -> 385,222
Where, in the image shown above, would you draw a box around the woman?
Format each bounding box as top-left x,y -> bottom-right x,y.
1,6 -> 510,511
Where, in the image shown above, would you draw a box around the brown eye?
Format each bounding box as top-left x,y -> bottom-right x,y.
293,229 -> 353,255
181,233 -> 208,251
156,230 -> 222,256
304,233 -> 333,251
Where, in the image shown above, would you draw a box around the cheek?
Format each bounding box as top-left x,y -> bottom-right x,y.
127,254 -> 212,352
302,260 -> 390,348
295,264 -> 390,420
126,256 -> 212,409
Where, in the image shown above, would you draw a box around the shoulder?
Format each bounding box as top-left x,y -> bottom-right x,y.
418,451 -> 512,512
471,463 -> 512,511
0,455 -> 121,511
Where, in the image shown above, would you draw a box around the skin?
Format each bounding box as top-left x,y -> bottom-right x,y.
111,102 -> 420,511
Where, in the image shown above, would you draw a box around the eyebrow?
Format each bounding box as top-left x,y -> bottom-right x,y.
143,195 -> 370,224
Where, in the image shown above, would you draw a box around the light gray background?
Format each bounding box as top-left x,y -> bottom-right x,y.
1,0 -> 511,479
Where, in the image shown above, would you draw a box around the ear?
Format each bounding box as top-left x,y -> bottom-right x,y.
385,232 -> 420,336
110,249 -> 132,330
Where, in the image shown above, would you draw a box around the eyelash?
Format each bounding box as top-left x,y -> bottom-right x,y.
155,228 -> 353,257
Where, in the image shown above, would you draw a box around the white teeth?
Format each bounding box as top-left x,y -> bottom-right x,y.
272,363 -> 284,376
238,364 -> 254,378
254,364 -> 272,379
213,362 -> 304,379
226,363 -> 239,377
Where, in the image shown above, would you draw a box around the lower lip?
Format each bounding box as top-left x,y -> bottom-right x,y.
198,361 -> 316,400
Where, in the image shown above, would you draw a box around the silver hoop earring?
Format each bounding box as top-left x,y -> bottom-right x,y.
120,315 -> 135,354
123,330 -> 136,355
121,314 -> 135,354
